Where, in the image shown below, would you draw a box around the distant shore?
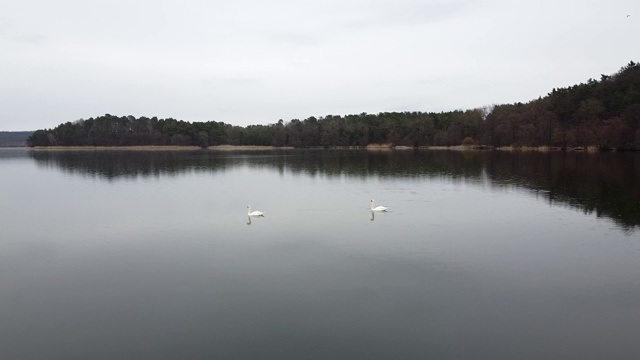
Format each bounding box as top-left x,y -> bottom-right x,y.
28,145 -> 297,151
26,144 -> 621,152
30,145 -> 203,151
208,145 -> 294,151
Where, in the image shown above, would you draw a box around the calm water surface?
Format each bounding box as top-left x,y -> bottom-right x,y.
1,148 -> 639,359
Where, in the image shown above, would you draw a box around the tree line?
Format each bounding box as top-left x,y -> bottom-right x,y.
26,111 -> 484,148
27,61 -> 640,150
483,61 -> 640,149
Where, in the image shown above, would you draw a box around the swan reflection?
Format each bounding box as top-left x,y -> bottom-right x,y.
370,209 -> 390,221
247,215 -> 266,226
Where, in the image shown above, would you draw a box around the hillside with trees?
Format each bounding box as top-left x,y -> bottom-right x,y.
27,61 -> 640,150
483,61 -> 640,149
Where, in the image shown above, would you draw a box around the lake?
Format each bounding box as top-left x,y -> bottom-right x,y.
1,148 -> 639,359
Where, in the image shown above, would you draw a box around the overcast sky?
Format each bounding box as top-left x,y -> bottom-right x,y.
1,0 -> 638,131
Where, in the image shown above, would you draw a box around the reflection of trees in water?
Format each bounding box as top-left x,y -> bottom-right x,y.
30,150 -> 240,180
483,151 -> 640,231
30,150 -> 640,229
29,150 -> 486,180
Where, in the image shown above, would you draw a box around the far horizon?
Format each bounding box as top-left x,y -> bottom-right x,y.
4,59 -> 639,134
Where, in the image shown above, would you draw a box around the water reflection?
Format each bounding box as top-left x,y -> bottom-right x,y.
3,147 -> 640,359
0,147 -> 29,159
247,215 -> 265,226
370,210 -> 389,221
26,149 -> 640,230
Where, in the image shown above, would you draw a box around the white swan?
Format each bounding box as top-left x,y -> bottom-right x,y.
370,199 -> 388,212
247,205 -> 265,217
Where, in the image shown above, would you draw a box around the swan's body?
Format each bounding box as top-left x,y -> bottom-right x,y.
247,205 -> 265,217
370,199 -> 388,212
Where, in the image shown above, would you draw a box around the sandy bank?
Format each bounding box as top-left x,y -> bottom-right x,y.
207,145 -> 294,151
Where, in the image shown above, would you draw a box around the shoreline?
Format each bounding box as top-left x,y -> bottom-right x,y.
207,145 -> 294,151
26,145 -> 631,152
30,145 -> 203,151
29,145 -> 292,151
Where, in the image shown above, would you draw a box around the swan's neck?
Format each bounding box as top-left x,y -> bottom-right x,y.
247,206 -> 251,215
370,201 -> 374,210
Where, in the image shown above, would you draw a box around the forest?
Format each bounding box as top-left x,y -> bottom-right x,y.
27,61 -> 640,150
